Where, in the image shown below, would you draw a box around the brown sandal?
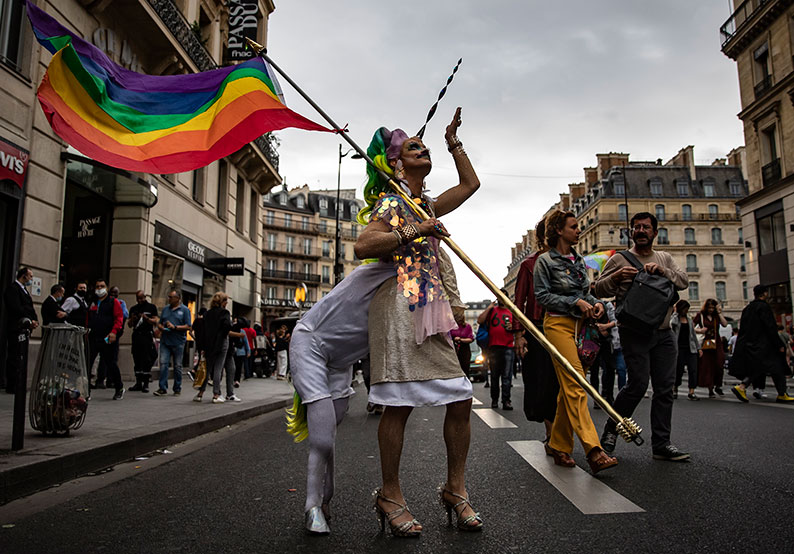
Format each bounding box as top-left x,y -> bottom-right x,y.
549,446 -> 576,467
587,448 -> 618,475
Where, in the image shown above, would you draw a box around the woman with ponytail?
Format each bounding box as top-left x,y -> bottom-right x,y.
354,108 -> 482,536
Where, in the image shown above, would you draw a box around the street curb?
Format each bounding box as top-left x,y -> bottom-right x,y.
0,396 -> 292,505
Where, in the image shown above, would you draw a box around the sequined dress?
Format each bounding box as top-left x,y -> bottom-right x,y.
368,194 -> 473,407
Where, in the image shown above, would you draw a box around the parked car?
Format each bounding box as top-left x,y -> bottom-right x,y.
468,342 -> 487,382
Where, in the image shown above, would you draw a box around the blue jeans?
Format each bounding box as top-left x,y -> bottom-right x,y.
489,345 -> 514,405
159,342 -> 184,392
614,349 -> 627,390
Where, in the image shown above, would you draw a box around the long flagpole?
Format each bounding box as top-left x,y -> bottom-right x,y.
249,40 -> 643,446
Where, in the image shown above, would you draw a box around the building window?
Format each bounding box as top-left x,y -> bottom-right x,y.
351,224 -> 358,238
296,195 -> 305,208
742,281 -> 748,301
738,227 -> 743,244
267,259 -> 277,272
303,238 -> 312,255
303,263 -> 312,277
339,243 -> 346,260
351,204 -> 359,218
688,281 -> 699,301
757,210 -> 786,255
279,193 -> 287,206
266,286 -> 277,300
676,179 -> 689,197
713,254 -> 725,272
703,179 -> 715,198
657,228 -> 669,245
192,167 -> 206,204
301,216 -> 310,231
619,232 -> 628,246
319,220 -> 328,233
235,176 -> 245,233
711,228 -> 723,245
682,204 -> 692,220
216,161 -> 228,220
684,228 -> 696,244
319,197 -> 329,214
285,261 -> 295,276
740,253 -> 746,272
322,265 -> 330,284
613,176 -> 625,197
708,204 -> 718,218
715,281 -> 727,302
266,233 -> 276,250
649,178 -> 662,197
655,204 -> 665,221
249,190 -> 258,239
753,42 -> 772,94
618,204 -> 627,220
284,213 -> 292,228
686,254 -> 698,273
322,240 -> 331,257
0,0 -> 29,74
286,236 -> 295,253
284,287 -> 295,301
729,179 -> 742,196
265,210 -> 274,226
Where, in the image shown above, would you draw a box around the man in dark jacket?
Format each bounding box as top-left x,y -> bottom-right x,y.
87,279 -> 125,399
127,291 -> 158,393
41,284 -> 67,326
731,284 -> 794,403
3,267 -> 40,393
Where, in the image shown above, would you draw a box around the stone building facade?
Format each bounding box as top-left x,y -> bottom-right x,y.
721,0 -> 794,328
503,147 -> 748,321
261,185 -> 363,324
0,0 -> 281,378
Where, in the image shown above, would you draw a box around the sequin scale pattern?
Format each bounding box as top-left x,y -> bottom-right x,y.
371,193 -> 448,311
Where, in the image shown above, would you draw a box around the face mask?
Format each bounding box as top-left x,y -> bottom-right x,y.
24,279 -> 33,287
96,288 -> 107,297
76,290 -> 86,298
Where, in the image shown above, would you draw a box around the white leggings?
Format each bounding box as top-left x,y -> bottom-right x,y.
277,350 -> 288,377
304,396 -> 349,512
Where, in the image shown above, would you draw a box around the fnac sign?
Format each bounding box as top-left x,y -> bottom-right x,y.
0,137 -> 29,189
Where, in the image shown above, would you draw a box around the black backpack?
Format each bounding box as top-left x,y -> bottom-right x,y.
615,251 -> 679,335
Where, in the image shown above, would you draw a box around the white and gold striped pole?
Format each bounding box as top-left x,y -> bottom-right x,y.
248,39 -> 643,445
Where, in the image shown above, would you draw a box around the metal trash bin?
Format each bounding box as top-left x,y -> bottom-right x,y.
29,323 -> 89,435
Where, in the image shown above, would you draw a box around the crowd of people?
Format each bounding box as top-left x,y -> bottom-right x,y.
474,209 -> 794,474
2,272 -> 290,404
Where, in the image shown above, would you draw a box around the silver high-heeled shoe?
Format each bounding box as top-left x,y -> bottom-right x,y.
305,506 -> 330,535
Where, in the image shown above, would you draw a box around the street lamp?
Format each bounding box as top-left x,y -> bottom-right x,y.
335,144 -> 362,286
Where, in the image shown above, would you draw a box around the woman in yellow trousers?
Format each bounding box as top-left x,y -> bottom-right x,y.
533,210 -> 618,475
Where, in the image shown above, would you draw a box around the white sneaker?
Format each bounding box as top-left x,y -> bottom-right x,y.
226,395 -> 242,402
193,394 -> 202,403
212,396 -> 225,404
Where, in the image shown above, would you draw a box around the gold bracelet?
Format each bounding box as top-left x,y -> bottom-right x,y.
451,145 -> 467,156
446,138 -> 462,152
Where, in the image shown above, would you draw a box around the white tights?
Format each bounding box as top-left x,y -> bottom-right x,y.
304,396 -> 349,512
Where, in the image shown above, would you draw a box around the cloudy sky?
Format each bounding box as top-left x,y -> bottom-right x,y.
267,0 -> 744,302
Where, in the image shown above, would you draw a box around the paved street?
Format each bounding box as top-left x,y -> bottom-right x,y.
1,378 -> 793,554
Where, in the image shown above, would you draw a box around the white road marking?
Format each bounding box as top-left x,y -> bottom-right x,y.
508,440 -> 645,515
471,397 -> 482,406
472,408 -> 518,428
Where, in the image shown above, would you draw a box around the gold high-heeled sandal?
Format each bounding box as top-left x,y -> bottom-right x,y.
438,485 -> 484,532
372,489 -> 422,537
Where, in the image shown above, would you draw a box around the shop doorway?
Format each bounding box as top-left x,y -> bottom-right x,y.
59,182 -> 114,291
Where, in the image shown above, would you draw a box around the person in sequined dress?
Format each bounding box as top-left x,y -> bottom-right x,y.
354,108 -> 483,536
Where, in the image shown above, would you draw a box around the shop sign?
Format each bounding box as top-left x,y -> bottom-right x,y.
154,221 -> 223,269
77,215 -> 102,238
206,257 -> 245,276
227,0 -> 259,60
0,137 -> 29,189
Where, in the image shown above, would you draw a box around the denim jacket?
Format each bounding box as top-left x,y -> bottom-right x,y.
533,247 -> 600,318
669,313 -> 700,354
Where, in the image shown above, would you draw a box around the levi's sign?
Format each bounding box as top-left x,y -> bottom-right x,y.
0,137 -> 30,189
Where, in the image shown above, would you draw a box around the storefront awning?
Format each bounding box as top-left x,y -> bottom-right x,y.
62,149 -> 158,208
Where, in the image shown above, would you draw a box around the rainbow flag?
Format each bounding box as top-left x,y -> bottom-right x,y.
26,1 -> 330,174
583,250 -> 616,272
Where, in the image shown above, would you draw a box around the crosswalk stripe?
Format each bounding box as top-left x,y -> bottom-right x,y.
508,440 -> 645,515
472,408 -> 517,429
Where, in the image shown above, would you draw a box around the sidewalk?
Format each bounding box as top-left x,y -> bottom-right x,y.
0,376 -> 294,505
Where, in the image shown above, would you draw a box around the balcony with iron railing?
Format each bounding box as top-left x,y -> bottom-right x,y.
686,266 -> 699,273
592,212 -> 740,224
264,216 -> 318,234
262,242 -> 321,258
754,74 -> 773,99
262,268 -> 321,283
762,158 -> 781,187
720,0 -> 772,48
